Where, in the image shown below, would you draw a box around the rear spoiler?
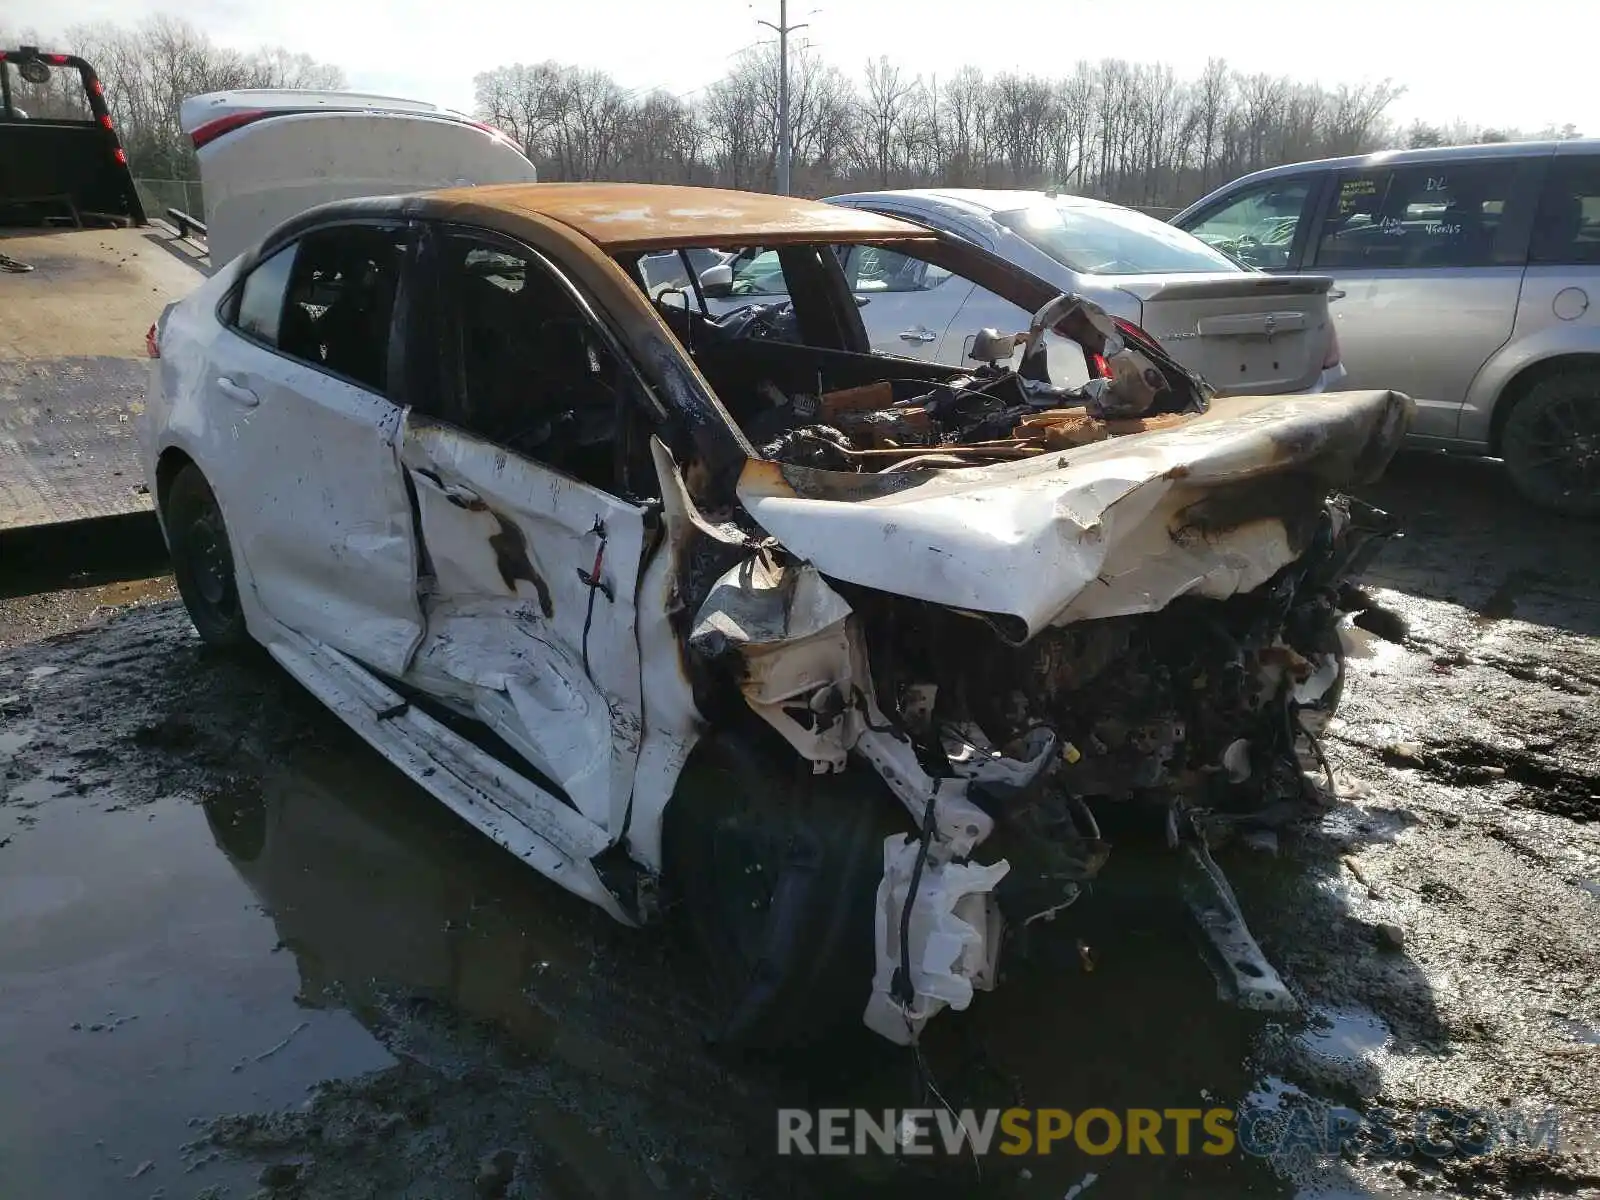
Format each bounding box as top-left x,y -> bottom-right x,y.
0,47 -> 144,227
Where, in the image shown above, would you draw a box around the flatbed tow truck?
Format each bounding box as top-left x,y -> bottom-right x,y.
1,46 -> 207,536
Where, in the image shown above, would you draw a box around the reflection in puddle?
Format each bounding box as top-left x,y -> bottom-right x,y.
198,748 -> 1306,1196
1557,1018 -> 1600,1045
0,792 -> 394,1200
1299,1007 -> 1392,1062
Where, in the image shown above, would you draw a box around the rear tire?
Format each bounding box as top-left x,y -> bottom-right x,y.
662,730 -> 895,1052
1501,371 -> 1600,517
165,463 -> 250,649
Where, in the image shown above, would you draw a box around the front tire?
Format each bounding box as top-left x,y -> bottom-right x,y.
165,463 -> 250,649
662,730 -> 894,1051
1501,371 -> 1600,517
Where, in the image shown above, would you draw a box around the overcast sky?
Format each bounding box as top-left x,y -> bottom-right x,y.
8,0 -> 1594,137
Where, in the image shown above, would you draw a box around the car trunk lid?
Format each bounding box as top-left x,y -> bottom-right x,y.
1113,272 -> 1335,395
181,89 -> 538,268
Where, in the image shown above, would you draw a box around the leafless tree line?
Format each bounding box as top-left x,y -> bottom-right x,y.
3,16 -> 344,180
476,50 -> 1421,208
477,50 -> 1584,208
9,14 -> 1584,210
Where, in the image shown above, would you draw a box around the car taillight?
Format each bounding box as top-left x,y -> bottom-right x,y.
1113,316 -> 1164,354
1322,323 -> 1342,370
190,108 -> 274,150
466,119 -> 514,142
146,323 -> 160,359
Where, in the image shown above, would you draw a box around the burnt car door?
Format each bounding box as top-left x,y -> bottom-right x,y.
395,225 -> 650,836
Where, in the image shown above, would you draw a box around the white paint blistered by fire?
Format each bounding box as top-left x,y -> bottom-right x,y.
622,438 -> 743,871
690,555 -> 868,773
738,391 -> 1408,638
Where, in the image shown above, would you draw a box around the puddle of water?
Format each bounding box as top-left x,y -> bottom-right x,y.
1557,1018 -> 1600,1045
1245,1074 -> 1312,1110
24,665 -> 61,683
1578,879 -> 1600,901
0,724 -> 35,760
0,792 -> 395,1200
1299,1007 -> 1392,1062
7,772 -> 71,808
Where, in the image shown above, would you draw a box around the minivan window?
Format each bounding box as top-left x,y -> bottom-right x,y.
726,248 -> 790,296
1529,155 -> 1600,266
1183,178 -> 1313,270
997,200 -> 1241,276
1312,161 -> 1516,270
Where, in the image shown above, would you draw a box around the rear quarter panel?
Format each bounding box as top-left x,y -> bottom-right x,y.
1459,264 -> 1600,446
141,261 -> 241,524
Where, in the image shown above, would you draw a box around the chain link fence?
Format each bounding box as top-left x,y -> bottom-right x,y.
134,178 -> 205,221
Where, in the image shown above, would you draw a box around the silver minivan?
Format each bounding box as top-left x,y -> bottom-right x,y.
1175,140 -> 1600,515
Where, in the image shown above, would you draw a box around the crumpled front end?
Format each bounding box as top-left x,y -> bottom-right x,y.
685,388 -> 1410,1044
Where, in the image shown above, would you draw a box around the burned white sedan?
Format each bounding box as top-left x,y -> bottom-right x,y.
142,182 -> 1411,1047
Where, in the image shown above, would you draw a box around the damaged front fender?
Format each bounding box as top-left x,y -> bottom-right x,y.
687,553 -> 1062,1044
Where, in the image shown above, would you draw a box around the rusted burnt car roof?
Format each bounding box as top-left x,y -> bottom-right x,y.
419,182 -> 936,252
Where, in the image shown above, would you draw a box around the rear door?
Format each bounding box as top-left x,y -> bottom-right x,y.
836,244 -> 975,359
207,220 -> 425,674
1302,156 -> 1537,437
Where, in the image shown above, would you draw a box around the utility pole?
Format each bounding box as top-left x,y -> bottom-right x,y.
757,0 -> 807,195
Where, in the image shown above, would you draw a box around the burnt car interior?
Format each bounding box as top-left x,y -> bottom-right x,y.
445,237 -> 626,487
615,237 -> 1214,478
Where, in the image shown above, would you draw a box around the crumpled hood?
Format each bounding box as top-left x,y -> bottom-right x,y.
736,390 -> 1411,640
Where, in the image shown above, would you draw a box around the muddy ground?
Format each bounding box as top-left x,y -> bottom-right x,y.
1,452 -> 1598,1200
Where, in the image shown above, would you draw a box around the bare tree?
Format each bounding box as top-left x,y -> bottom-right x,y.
473,62 -> 569,162
47,16 -> 345,180
937,66 -> 992,186
1324,80 -> 1405,156
703,65 -> 766,190
855,56 -> 919,187
1192,58 -> 1231,190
